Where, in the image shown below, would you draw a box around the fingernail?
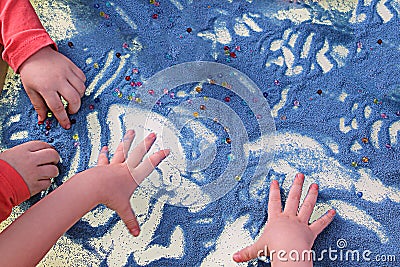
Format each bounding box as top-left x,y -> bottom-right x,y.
233,253 -> 242,262
271,179 -> 279,186
148,132 -> 156,139
126,129 -> 135,135
329,209 -> 336,216
66,123 -> 71,129
311,183 -> 319,190
295,173 -> 304,180
131,228 -> 140,236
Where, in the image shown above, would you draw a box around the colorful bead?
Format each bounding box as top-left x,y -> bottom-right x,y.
93,63 -> 99,69
362,156 -> 369,163
68,42 -> 74,48
223,46 -> 229,51
186,28 -> 192,33
256,114 -> 262,119
263,92 -> 268,98
377,39 -> 382,45
230,52 -> 237,58
385,144 -> 392,149
224,96 -> 231,102
135,98 -> 142,103
396,111 -> 400,116
293,100 -> 300,106
148,89 -> 154,95
381,113 -> 388,119
116,52 -> 121,58
225,138 -> 231,144
317,89 -> 322,95
195,87 -> 202,93
164,88 -> 169,94
213,118 -> 219,123
200,105 -> 206,110
45,131 -> 49,136
227,153 -> 234,161
193,112 -> 199,118
357,192 -> 363,198
351,161 -> 358,167
38,121 -> 44,125
73,134 -> 79,140
373,98 -> 379,104
234,175 -> 241,181
362,137 -> 368,143
89,104 -> 95,110
152,14 -> 158,19
132,68 -> 139,74
274,79 -> 280,85
125,76 -> 131,81
123,43 -> 129,48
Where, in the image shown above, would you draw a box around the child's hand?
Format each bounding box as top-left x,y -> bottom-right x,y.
93,130 -> 169,236
0,141 -> 59,197
233,173 -> 336,266
19,46 -> 86,129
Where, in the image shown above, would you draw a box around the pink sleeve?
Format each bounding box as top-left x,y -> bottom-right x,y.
0,159 -> 30,222
0,0 -> 57,73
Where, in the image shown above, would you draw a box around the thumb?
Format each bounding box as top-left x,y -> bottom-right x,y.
232,240 -> 268,263
117,204 -> 140,237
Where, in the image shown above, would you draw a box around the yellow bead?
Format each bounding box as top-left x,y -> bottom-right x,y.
351,161 -> 358,167
195,86 -> 202,93
73,134 -> 79,140
118,92 -> 123,98
193,112 -> 199,118
47,112 -> 53,118
100,11 -> 105,16
234,175 -> 241,181
135,98 -> 142,103
93,63 -> 99,69
203,96 -> 209,101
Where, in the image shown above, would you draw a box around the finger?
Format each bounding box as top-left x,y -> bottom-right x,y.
111,130 -> 135,164
284,173 -> 304,215
32,148 -> 60,165
268,180 -> 282,218
25,89 -> 48,122
97,146 -> 109,166
26,140 -> 55,152
233,240 -> 267,263
37,165 -> 59,179
129,149 -> 170,185
44,92 -> 70,129
34,179 -> 52,193
69,64 -> 86,83
309,209 -> 336,237
126,133 -> 157,168
67,71 -> 86,97
58,84 -> 82,114
298,183 -> 319,223
117,204 -> 141,237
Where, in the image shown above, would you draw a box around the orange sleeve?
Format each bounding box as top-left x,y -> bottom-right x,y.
0,159 -> 30,222
0,0 -> 57,72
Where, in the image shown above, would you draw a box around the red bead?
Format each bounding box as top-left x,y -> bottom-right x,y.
125,76 -> 131,81
38,121 -> 44,125
224,46 -> 230,51
89,105 -> 95,110
230,52 -> 237,58
45,125 -> 51,130
224,96 -> 231,102
186,28 -> 192,33
152,14 -> 158,19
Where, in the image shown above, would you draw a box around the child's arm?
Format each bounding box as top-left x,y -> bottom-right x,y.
0,130 -> 169,266
233,173 -> 336,267
0,0 -> 86,129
